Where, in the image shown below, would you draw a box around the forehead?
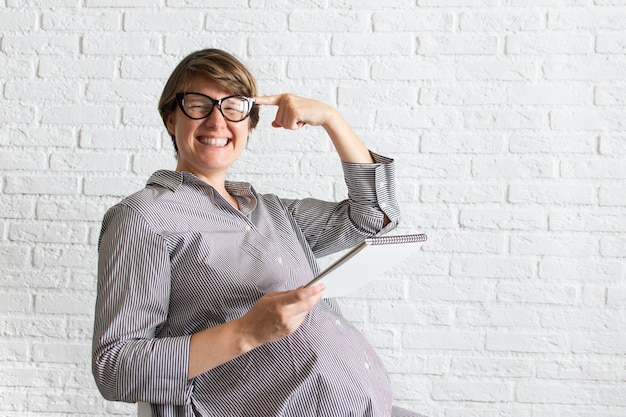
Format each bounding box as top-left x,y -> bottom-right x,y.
183,75 -> 234,98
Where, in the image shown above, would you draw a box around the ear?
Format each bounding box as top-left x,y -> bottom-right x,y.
165,112 -> 176,136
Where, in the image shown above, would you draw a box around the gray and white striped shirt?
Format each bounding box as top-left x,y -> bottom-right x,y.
92,153 -> 403,417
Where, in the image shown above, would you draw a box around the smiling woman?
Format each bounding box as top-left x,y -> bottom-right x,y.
91,48 -> 423,417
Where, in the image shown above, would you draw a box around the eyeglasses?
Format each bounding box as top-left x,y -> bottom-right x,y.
175,92 -> 255,122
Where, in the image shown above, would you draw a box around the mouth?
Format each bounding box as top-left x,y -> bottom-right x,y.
197,137 -> 230,147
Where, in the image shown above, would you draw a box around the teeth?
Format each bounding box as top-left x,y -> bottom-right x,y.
198,137 -> 228,146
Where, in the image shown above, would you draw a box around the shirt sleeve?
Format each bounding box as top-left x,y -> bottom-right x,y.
283,151 -> 401,257
92,203 -> 193,405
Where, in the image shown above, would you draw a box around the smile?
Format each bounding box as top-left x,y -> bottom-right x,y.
197,137 -> 229,146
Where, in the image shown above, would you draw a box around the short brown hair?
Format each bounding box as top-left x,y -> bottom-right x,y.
158,49 -> 259,153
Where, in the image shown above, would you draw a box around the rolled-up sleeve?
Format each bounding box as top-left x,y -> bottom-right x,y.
284,151 -> 401,257
92,204 -> 192,405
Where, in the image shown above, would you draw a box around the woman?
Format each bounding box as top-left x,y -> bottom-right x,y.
92,48 -> 423,417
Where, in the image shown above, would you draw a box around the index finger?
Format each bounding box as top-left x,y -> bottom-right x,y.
253,95 -> 282,106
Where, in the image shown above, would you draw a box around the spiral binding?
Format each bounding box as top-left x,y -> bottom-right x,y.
366,233 -> 428,246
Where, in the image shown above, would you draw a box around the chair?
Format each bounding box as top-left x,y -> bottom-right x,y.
137,402 -> 152,417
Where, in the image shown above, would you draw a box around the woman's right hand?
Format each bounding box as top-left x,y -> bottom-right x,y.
237,284 -> 325,347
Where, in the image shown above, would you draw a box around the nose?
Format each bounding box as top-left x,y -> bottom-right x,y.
203,105 -> 228,127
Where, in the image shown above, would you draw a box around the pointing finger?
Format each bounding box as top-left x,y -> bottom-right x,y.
253,95 -> 282,106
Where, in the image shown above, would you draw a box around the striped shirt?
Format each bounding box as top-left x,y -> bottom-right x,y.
92,153 -> 408,417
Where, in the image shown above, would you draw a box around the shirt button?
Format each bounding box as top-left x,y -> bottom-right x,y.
245,225 -> 251,232
276,257 -> 283,264
364,362 -> 370,370
378,181 -> 386,188
335,320 -> 341,326
380,202 -> 387,209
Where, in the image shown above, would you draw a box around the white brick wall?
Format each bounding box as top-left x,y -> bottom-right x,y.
1,2 -> 624,416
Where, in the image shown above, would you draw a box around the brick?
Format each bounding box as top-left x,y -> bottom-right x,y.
457,58 -> 536,81
37,198 -> 113,221
42,105 -> 118,126
332,34 -> 412,56
409,278 -> 492,302
421,183 -> 503,203
507,33 -> 592,54
549,210 -> 626,232
85,80 -> 162,103
287,58 -> 369,80
507,84 -> 590,105
423,232 -> 505,254
460,208 -> 547,230
433,381 -> 510,402
372,58 -> 456,81
82,33 -> 160,55
536,359 -> 623,381
460,10 -> 545,31
497,283 -> 577,305
125,11 -> 202,31
456,305 -> 542,328
571,333 -> 626,354
599,134 -> 626,155
473,157 -> 556,179
0,150 -> 48,171
373,10 -> 453,32
370,301 -> 452,325
421,85 -> 506,106
509,183 -> 594,204
0,11 -> 37,30
600,236 -> 626,257
9,221 -> 88,244
509,132 -> 597,154
451,257 -> 535,278
419,34 -> 499,55
464,109 -> 545,129
402,330 -> 484,351
5,175 -> 80,195
511,235 -> 595,256
249,34 -> 328,56
0,292 -> 32,313
539,258 -> 623,281
2,34 -> 79,55
38,56 -> 115,79
486,332 -> 568,353
83,175 -> 147,197
50,152 -> 128,172
42,10 -> 120,31
516,381 -> 594,404
450,357 -> 532,377
290,11 -> 368,32
561,158 -> 626,179
80,127 -> 160,150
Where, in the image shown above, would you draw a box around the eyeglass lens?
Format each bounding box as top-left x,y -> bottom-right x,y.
181,93 -> 252,122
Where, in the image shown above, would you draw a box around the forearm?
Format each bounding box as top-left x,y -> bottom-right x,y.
322,110 -> 374,164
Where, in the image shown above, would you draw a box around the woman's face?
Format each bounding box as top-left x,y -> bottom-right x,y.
166,77 -> 251,185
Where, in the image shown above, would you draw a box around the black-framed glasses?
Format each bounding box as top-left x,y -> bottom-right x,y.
175,92 -> 255,122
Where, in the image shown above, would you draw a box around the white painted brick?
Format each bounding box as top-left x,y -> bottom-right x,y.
543,56 -> 626,81
378,108 -> 464,129
465,109 -> 545,129
433,380 -> 511,402
9,221 -> 88,244
33,246 -> 96,269
122,104 -> 163,127
0,150 -> 48,171
5,79 -> 79,102
371,301 -> 452,326
509,183 -> 594,205
32,342 -> 91,364
0,11 -> 37,31
2,34 -> 79,55
549,210 -> 626,233
249,34 -> 328,56
402,330 -> 484,351
82,33 -> 160,55
486,332 -> 568,353
509,132 -> 597,154
50,152 -> 129,172
456,305 -> 542,328
600,236 -> 626,257
507,84 -> 590,105
42,10 -> 120,31
460,10 -> 545,31
132,153 -> 177,175
0,196 -> 35,219
571,333 -> 626,355
450,357 -> 532,377
421,183 -> 503,203
125,11 -> 203,31
80,127 -> 160,150
399,156 -> 469,179
515,381 -> 594,404
597,33 -> 626,54
549,9 -> 626,30
540,308 -> 625,331
373,10 -> 453,32
119,56 -> 182,80
599,134 -> 626,155
290,11 -> 368,32
0,292 -> 32,313
507,33 -> 592,55
38,56 -> 115,79
42,105 -> 118,126
419,34 -> 499,55
552,109 -> 626,131
561,158 -> 626,179
458,57 -> 537,81
460,208 -> 547,230
497,283 -> 577,305
511,235 -> 595,257
536,359 -> 624,381
409,278 -> 493,303
5,175 -> 80,195
85,80 -> 162,103
332,33 -> 412,56
451,257 -> 535,279
371,58 -> 456,81
607,286 -> 626,306
539,258 -> 623,281
83,176 -> 148,197
421,85 -> 506,106
474,157 -> 556,179
36,198 -> 113,221
425,232 -> 505,254
287,58 -> 369,80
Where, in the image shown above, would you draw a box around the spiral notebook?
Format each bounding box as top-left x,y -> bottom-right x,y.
305,233 -> 428,298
